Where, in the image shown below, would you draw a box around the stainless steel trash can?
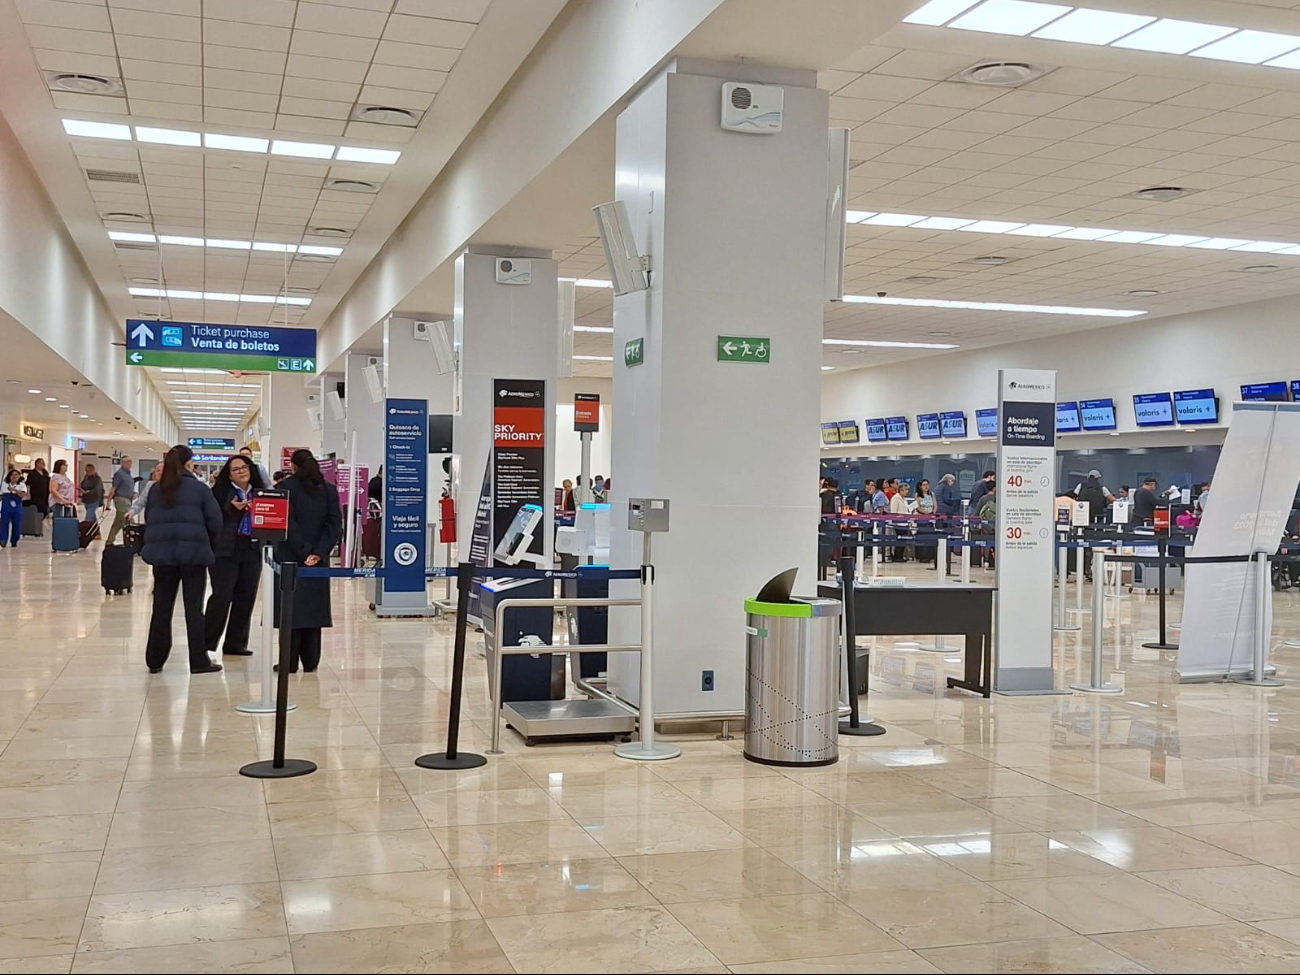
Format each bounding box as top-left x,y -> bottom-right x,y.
743,597 -> 841,767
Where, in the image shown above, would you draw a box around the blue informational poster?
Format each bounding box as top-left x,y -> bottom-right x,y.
383,398 -> 428,593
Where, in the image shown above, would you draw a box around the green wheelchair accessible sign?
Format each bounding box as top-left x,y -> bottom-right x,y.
717,335 -> 770,363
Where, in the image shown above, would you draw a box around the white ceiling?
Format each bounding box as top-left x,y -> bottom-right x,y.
1,0 -> 561,429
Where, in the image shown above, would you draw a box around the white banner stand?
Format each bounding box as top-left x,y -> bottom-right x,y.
993,368 -> 1062,694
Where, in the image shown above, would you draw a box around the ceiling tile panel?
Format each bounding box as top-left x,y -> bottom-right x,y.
381,13 -> 475,48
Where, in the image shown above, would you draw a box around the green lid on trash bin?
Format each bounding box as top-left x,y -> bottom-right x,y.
745,598 -> 814,618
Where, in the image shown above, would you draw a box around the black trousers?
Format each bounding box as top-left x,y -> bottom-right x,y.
146,564 -> 209,671
289,628 -> 322,673
204,543 -> 262,653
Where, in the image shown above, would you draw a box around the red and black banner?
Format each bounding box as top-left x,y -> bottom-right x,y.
574,392 -> 600,433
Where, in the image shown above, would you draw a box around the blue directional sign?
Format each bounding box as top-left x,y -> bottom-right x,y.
123,319 -> 316,372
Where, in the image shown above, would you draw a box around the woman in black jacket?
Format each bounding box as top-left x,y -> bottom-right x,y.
204,454 -> 265,659
141,445 -> 222,675
275,449 -> 342,673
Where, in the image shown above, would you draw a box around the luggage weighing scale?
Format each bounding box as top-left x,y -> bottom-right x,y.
489,503 -> 636,745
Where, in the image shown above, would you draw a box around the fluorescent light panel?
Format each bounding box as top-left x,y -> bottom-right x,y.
846,209 -> 1300,255
62,118 -> 130,140
841,295 -> 1145,317
574,325 -> 614,333
823,338 -> 960,349
61,121 -> 400,164
128,287 -> 311,305
573,355 -> 614,361
903,3 -> 1300,75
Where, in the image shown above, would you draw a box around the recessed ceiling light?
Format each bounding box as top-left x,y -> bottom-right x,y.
1191,29 -> 1300,64
45,397 -> 57,402
1128,289 -> 1161,297
327,178 -> 379,194
950,0 -> 1071,37
297,245 -> 343,257
49,72 -> 121,94
1187,237 -> 1253,249
1240,265 -> 1281,273
845,210 -> 877,223
953,60 -> 1052,86
1100,230 -> 1163,244
960,219 -> 1028,234
58,404 -> 69,409
821,365 -> 835,371
158,235 -> 203,246
573,355 -> 614,361
968,255 -> 1011,265
1052,227 -> 1118,241
823,338 -> 960,349
135,126 -> 200,147
107,231 -> 156,243
27,389 -> 39,394
252,242 -> 297,253
573,325 -> 614,333
1032,8 -> 1155,45
862,212 -> 927,227
310,227 -> 352,238
1230,241 -> 1293,253
102,211 -> 148,222
335,146 -> 402,165
356,105 -> 419,126
904,0 -> 981,26
204,133 -> 269,153
1112,18 -> 1236,55
62,118 -> 130,140
842,294 -> 1145,317
1143,234 -> 1208,247
272,139 -> 335,160
206,239 -> 251,250
837,348 -> 863,354
913,217 -> 975,231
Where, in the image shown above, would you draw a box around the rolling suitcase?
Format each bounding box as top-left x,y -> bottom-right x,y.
101,545 -> 134,594
21,506 -> 42,537
51,517 -> 79,553
361,514 -> 381,560
78,520 -> 100,549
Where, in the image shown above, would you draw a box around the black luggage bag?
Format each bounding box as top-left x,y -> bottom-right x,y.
101,545 -> 134,594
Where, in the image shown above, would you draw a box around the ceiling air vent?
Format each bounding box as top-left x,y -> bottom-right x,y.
86,169 -> 140,184
326,178 -> 379,194
114,242 -> 157,251
354,104 -> 421,126
952,61 -> 1054,87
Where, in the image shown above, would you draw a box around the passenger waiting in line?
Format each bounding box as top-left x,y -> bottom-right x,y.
970,470 -> 995,509
936,473 -> 960,521
239,445 -> 271,486
48,459 -> 75,519
889,481 -> 913,561
367,466 -> 382,502
1076,471 -> 1111,523
275,449 -> 342,674
80,463 -> 104,524
871,478 -> 890,512
1133,477 -> 1160,524
129,462 -> 164,526
141,445 -> 223,675
1197,480 -> 1211,516
562,478 -> 575,511
24,457 -> 49,519
914,479 -> 937,565
976,483 -> 998,569
204,455 -> 266,660
0,470 -> 26,548
104,455 -> 134,545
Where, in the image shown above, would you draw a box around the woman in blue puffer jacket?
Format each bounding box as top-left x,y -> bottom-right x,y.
141,444 -> 222,675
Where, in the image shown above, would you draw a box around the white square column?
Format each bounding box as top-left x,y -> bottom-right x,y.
453,248 -> 559,560
609,60 -> 828,716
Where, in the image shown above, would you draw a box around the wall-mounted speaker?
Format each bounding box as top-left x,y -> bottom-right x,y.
362,356 -> 383,404
326,389 -> 344,420
415,320 -> 456,375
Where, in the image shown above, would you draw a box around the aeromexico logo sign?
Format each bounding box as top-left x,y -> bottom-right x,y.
1007,380 -> 1051,392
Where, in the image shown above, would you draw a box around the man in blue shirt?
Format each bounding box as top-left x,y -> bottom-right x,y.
105,456 -> 136,546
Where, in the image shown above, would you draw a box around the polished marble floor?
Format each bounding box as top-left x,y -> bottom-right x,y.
5,545 -> 1300,973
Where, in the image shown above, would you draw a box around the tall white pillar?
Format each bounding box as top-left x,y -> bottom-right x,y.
344,353 -> 385,473
609,60 -> 827,717
452,248 -> 559,560
385,312 -> 456,563
265,372 -> 320,475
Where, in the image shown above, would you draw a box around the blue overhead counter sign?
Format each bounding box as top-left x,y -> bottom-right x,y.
123,319 -> 317,372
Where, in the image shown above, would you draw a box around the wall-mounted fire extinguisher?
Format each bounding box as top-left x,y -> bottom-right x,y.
439,495 -> 456,544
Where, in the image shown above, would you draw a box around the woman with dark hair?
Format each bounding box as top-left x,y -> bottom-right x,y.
49,459 -> 75,519
275,449 -> 342,673
141,445 -> 222,674
204,454 -> 266,659
25,458 -> 49,518
0,470 -> 26,547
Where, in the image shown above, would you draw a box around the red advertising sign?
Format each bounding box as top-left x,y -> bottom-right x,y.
574,392 -> 600,433
280,446 -> 308,473
1153,508 -> 1170,533
249,491 -> 289,540
494,407 -> 546,447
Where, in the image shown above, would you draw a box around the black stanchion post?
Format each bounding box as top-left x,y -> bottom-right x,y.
416,562 -> 488,770
838,554 -> 886,737
240,561 -> 317,779
1142,535 -> 1179,651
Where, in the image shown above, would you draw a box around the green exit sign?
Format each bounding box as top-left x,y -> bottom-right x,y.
624,337 -> 644,367
717,335 -> 770,363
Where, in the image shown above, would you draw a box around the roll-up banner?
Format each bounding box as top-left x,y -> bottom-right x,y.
995,368 -> 1058,694
382,399 -> 428,595
492,379 -> 546,561
1177,402 -> 1300,680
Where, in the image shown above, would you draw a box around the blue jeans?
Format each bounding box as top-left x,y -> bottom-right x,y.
0,505 -> 19,546
84,500 -> 100,523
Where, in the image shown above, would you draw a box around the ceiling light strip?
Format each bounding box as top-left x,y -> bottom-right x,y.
841,295 -> 1145,317
109,232 -> 342,256
846,209 -> 1300,255
61,120 -> 401,165
129,287 -> 310,306
904,1 -> 1300,67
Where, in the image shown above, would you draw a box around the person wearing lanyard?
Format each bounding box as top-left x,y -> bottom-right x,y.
203,455 -> 266,658
0,470 -> 26,547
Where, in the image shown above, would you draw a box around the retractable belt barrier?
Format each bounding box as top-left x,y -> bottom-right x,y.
244,558 -> 644,778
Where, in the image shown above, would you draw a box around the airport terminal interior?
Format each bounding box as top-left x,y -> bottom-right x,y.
14,0 -> 1300,972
